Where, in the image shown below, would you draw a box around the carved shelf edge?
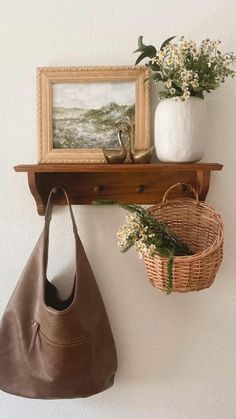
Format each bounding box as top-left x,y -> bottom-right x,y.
14,163 -> 223,215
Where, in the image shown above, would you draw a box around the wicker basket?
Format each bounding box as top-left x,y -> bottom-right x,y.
144,183 -> 224,293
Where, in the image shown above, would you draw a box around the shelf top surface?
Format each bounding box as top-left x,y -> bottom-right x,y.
14,163 -> 223,173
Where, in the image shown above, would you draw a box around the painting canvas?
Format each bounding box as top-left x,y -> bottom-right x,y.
38,66 -> 150,163
53,82 -> 135,150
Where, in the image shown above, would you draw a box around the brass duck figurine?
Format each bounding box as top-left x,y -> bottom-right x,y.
130,145 -> 154,164
103,130 -> 127,164
123,115 -> 153,164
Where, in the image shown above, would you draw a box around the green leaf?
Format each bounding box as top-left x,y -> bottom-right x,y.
92,199 -> 118,205
192,91 -> 204,99
207,82 -> 219,90
166,251 -> 174,294
135,52 -> 149,65
120,242 -> 134,253
138,35 -> 144,49
197,56 -> 209,74
134,35 -> 157,53
133,36 -> 146,53
160,36 -> 176,51
134,36 -> 157,65
149,63 -> 161,71
152,73 -> 163,82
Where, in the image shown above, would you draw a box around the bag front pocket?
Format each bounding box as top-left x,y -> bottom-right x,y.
39,327 -> 89,348
29,321 -> 92,383
29,320 -> 89,349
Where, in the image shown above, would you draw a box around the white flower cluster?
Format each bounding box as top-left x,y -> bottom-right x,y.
117,213 -> 157,259
152,36 -> 236,101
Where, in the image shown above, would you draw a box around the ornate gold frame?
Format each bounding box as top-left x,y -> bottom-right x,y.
37,66 -> 150,163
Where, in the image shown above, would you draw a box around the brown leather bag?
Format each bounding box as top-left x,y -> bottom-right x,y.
0,187 -> 117,399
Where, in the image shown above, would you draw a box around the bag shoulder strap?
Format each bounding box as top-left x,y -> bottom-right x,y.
44,186 -> 77,234
42,187 -> 78,279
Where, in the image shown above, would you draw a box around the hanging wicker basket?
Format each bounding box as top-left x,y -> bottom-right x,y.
144,183 -> 224,293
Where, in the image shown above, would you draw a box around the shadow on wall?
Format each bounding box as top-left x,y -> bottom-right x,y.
71,207 -> 224,384
44,184 -> 228,388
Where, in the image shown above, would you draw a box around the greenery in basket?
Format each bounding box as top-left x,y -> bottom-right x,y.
94,200 -> 193,294
134,35 -> 236,101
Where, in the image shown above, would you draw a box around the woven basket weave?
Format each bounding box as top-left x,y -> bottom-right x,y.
144,183 -> 224,293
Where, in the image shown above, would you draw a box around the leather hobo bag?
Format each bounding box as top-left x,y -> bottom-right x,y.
0,187 -> 117,399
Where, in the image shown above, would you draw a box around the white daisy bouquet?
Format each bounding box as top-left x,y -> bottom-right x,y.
94,199 -> 193,293
116,203 -> 193,294
134,36 -> 236,101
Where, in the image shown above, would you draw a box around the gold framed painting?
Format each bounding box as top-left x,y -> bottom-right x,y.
37,66 -> 150,163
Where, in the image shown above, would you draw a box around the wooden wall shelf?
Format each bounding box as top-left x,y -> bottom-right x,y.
14,163 -> 223,215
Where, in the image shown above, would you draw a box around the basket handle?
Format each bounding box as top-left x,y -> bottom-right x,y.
162,183 -> 199,204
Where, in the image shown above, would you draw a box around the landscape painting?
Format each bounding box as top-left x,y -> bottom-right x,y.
38,66 -> 150,163
52,82 -> 135,150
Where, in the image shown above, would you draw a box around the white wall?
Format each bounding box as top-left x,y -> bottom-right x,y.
0,0 -> 236,418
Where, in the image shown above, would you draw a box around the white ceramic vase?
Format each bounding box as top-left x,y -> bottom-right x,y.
154,97 -> 207,163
